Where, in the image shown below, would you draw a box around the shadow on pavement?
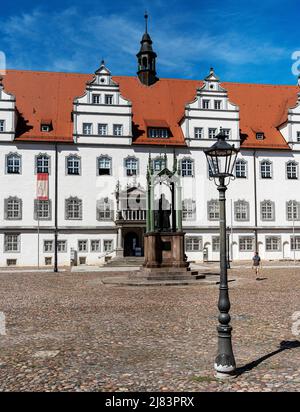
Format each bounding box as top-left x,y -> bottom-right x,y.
235,340 -> 300,377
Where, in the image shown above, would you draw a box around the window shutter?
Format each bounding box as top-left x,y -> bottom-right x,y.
34,199 -> 38,220
65,199 -> 69,220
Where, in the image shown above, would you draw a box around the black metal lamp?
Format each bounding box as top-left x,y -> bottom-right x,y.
204,129 -> 239,378
204,130 -> 239,180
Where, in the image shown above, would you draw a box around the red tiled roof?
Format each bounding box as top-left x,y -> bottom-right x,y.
2,70 -> 299,149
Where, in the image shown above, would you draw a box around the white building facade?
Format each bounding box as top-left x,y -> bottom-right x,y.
0,26 -> 300,268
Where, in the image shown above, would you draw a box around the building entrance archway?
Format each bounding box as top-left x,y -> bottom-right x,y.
124,231 -> 141,256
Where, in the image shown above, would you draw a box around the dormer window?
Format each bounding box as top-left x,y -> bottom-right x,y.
105,94 -> 113,105
256,132 -> 264,140
40,119 -> 52,132
202,100 -> 210,109
41,125 -> 50,132
0,120 -> 5,132
92,94 -> 101,104
148,128 -> 169,138
214,100 -> 221,110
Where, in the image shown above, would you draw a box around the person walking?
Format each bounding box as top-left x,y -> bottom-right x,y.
252,251 -> 261,280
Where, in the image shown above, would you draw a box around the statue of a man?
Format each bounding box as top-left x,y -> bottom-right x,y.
154,194 -> 171,231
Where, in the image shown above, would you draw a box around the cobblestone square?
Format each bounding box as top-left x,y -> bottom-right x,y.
0,264 -> 299,392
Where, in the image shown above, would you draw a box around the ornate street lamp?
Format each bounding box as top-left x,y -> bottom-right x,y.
204,130 -> 239,377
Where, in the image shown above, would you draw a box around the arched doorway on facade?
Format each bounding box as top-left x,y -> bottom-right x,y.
124,231 -> 141,257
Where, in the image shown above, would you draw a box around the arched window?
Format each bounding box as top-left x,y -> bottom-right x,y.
65,197 -> 82,220
125,157 -> 138,176
6,153 -> 21,174
207,200 -> 220,221
97,156 -> 112,175
97,198 -> 114,221
286,161 -> 298,179
261,200 -> 275,221
235,159 -> 247,178
36,154 -> 50,174
182,199 -> 196,221
4,197 -> 22,220
66,155 -> 81,175
234,200 -> 249,221
260,160 -> 272,179
181,158 -> 194,177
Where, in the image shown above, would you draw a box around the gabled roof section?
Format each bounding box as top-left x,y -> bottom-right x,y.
1,69 -> 299,149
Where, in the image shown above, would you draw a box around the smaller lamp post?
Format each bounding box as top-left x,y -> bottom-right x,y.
204,130 -> 239,377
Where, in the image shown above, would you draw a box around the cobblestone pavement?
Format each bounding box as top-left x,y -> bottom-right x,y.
0,265 -> 299,392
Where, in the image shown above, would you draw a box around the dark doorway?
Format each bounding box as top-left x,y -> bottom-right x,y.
124,231 -> 140,257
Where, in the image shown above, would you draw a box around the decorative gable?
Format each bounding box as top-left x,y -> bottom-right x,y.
180,68 -> 240,149
0,76 -> 16,142
73,61 -> 132,145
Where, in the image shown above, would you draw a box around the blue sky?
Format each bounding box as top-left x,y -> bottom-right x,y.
1,0 -> 299,84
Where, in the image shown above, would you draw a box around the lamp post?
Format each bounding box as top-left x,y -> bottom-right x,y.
204,130 -> 239,377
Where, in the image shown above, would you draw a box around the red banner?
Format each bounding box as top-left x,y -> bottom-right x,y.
36,173 -> 49,200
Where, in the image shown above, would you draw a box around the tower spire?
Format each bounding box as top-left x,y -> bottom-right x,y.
145,11 -> 148,33
136,13 -> 158,86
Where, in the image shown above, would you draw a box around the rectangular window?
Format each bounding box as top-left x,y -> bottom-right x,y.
202,100 -> 210,109
83,123 -> 93,135
291,236 -> 300,250
36,155 -> 50,174
266,236 -> 281,251
286,162 -> 298,179
239,237 -> 254,252
44,240 -> 54,253
98,157 -> 111,175
297,132 -> 300,142
182,201 -> 195,221
148,128 -> 169,138
104,240 -> 113,252
212,236 -> 220,252
66,199 -> 82,220
287,201 -> 300,221
235,161 -> 247,178
208,201 -> 220,220
5,198 -> 22,220
194,127 -> 203,139
222,129 -> 231,139
6,155 -> 21,174
92,94 -> 101,104
261,162 -> 272,179
113,124 -> 123,136
105,95 -> 113,105
256,133 -> 264,140
67,156 -> 80,175
185,237 -> 201,252
98,124 -> 108,136
261,202 -> 274,221
208,128 -> 217,139
214,100 -> 221,110
0,120 -> 5,132
57,240 -> 67,253
91,240 -> 101,252
4,233 -> 20,252
35,200 -> 51,220
125,158 -> 138,176
78,240 -> 88,252
235,202 -> 249,221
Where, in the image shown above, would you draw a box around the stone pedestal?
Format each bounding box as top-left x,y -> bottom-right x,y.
143,232 -> 188,268
133,232 -> 197,281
